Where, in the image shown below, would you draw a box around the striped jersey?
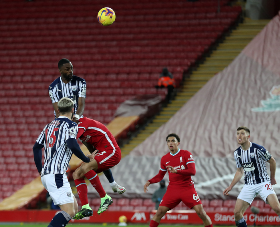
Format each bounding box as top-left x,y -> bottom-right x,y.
48,75 -> 86,116
77,117 -> 119,152
36,116 -> 78,176
160,149 -> 195,187
234,142 -> 272,185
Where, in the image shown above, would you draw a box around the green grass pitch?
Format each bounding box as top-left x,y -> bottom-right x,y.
0,224 -> 232,227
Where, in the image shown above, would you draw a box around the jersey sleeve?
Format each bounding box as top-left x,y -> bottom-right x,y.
256,146 -> 272,161
149,157 -> 167,184
234,151 -> 242,168
185,151 -> 195,165
36,125 -> 47,145
160,156 -> 167,172
78,79 -> 86,98
77,126 -> 86,139
49,85 -> 60,103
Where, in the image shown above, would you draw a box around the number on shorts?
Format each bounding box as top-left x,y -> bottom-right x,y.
265,184 -> 272,190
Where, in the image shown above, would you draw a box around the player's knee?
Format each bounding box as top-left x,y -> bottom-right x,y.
72,170 -> 79,180
196,208 -> 206,218
73,169 -> 84,180
156,208 -> 167,218
68,210 -> 76,218
271,205 -> 280,215
234,210 -> 242,219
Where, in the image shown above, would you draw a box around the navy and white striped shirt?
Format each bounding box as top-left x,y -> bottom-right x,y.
48,75 -> 86,117
36,116 -> 78,176
234,142 -> 272,185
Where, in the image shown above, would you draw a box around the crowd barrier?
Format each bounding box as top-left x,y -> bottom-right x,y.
0,210 -> 279,225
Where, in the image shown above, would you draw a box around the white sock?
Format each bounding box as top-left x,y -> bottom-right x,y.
110,181 -> 117,187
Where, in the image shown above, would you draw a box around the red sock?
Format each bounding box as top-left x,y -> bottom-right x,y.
205,225 -> 213,227
85,170 -> 106,198
150,220 -> 159,227
74,178 -> 88,206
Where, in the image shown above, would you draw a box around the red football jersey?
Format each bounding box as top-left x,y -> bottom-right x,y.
160,149 -> 195,187
77,117 -> 119,151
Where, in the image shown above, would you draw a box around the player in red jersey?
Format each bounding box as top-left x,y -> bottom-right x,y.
72,117 -> 125,219
144,133 -> 213,227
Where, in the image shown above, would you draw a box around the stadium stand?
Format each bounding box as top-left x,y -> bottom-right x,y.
0,0 -> 242,210
92,10 -> 280,211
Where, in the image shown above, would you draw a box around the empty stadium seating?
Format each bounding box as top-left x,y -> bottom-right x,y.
0,0 -> 241,205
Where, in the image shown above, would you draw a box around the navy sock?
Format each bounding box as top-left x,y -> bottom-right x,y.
236,217 -> 247,227
48,211 -> 71,227
103,169 -> 114,183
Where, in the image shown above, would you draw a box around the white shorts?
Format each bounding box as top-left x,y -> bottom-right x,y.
238,181 -> 276,204
41,173 -> 74,206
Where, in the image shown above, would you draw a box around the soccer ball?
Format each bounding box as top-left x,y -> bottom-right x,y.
119,215 -> 127,223
97,7 -> 116,26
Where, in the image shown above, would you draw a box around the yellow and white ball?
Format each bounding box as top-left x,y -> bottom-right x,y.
97,7 -> 116,26
118,215 -> 127,226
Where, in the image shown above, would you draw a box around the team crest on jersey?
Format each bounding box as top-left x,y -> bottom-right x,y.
69,127 -> 77,137
72,86 -> 77,91
250,152 -> 255,158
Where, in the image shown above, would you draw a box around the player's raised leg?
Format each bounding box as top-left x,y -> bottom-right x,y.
103,169 -> 126,194
267,194 -> 280,216
73,160 -> 112,219
149,206 -> 169,227
234,199 -> 250,227
192,204 -> 212,227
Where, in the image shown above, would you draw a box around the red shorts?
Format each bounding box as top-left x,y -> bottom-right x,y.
159,185 -> 202,210
94,147 -> 121,173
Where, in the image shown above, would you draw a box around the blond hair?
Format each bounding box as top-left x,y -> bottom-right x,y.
58,97 -> 74,114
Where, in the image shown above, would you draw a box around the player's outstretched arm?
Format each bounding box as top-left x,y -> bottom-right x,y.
66,138 -> 91,163
33,142 -> 44,174
76,97 -> 85,117
145,170 -> 166,193
223,167 -> 243,195
144,181 -> 151,193
52,102 -> 60,118
268,157 -> 277,185
167,164 -> 196,176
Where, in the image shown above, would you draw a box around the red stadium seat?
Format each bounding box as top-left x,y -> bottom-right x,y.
108,206 -> 121,211
2,185 -> 13,192
4,157 -> 16,164
120,206 -> 134,211
18,164 -> 30,171
214,207 -> 229,212
201,200 -> 210,207
0,177 -> 11,184
209,199 -> 223,208
3,191 -> 14,199
223,200 -> 236,208
130,199 -> 143,206
143,199 -> 155,206
203,207 -> 215,212
13,185 -> 24,192
117,198 -> 130,206
23,177 -> 34,185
